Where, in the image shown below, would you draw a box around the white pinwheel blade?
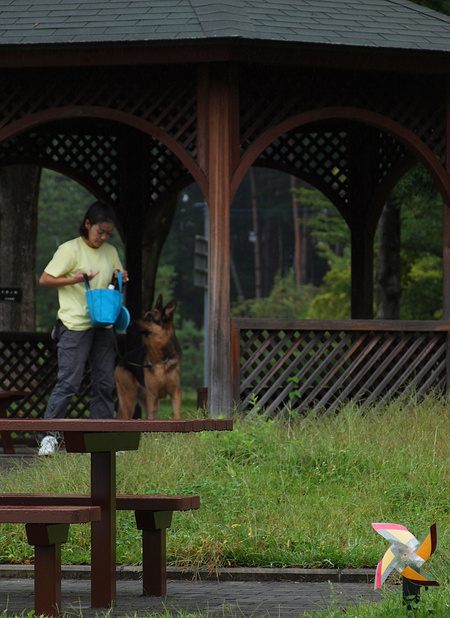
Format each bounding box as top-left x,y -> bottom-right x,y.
374,546 -> 402,589
372,522 -> 416,546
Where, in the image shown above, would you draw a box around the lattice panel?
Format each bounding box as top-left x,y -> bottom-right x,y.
259,131 -> 349,203
258,128 -> 410,208
240,67 -> 446,162
149,142 -> 190,201
236,326 -> 447,419
0,128 -> 119,202
0,66 -> 198,157
0,125 -> 189,206
0,334 -> 98,429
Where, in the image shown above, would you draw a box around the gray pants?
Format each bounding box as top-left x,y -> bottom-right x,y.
45,322 -> 116,419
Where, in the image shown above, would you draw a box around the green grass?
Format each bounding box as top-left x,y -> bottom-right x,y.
1,392 -> 450,616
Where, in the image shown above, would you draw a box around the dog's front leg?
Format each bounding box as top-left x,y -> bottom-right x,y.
145,393 -> 160,420
171,387 -> 182,420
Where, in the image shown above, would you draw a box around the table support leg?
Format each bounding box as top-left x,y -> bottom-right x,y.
26,522 -> 69,618
135,510 -> 172,596
91,451 -> 116,608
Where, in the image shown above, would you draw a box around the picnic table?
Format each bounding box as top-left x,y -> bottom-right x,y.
0,418 -> 232,611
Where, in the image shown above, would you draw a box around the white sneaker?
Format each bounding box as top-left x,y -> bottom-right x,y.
38,436 -> 58,456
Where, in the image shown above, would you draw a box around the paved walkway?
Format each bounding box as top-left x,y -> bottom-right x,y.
0,566 -> 382,617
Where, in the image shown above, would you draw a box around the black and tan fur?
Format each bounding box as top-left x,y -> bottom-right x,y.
114,295 -> 182,419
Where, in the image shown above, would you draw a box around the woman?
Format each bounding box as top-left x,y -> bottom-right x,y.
38,201 -> 128,455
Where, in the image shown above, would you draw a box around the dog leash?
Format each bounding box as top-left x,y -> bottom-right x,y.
113,333 -> 172,369
125,357 -> 172,369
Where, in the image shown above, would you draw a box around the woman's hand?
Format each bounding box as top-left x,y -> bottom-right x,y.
113,269 -> 129,283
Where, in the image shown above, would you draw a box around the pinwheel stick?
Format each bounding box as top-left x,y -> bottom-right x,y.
403,573 -> 421,609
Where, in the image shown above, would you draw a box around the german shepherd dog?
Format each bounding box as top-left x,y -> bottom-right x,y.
114,295 -> 182,419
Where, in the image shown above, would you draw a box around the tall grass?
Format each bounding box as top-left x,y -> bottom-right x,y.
1,393 -> 449,616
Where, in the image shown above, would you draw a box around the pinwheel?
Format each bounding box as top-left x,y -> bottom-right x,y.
372,522 -> 438,590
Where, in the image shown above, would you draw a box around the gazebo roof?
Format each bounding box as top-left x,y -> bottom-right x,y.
1,0 -> 450,53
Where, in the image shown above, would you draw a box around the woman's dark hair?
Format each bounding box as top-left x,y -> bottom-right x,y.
79,201 -> 117,238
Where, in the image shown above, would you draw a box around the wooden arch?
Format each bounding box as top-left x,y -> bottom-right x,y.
1,60 -> 450,414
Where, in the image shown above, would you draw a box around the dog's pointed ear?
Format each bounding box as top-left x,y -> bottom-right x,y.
155,295 -> 163,310
164,299 -> 177,321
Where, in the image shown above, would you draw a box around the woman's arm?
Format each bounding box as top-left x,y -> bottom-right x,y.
39,270 -> 98,288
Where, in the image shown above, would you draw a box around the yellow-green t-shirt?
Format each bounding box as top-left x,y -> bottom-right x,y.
44,237 -> 123,331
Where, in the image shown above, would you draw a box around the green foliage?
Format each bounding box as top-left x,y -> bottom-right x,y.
231,270 -> 319,318
401,254 -> 443,319
177,319 -> 205,389
293,187 -> 349,252
305,246 -> 352,319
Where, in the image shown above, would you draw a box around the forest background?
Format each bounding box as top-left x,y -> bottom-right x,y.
1,0 -> 449,392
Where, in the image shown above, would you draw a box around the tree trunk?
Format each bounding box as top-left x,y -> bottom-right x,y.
376,195 -> 401,319
0,165 -> 41,331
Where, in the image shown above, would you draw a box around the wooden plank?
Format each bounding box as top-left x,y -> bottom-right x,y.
0,419 -> 232,433
0,505 -> 100,524
0,493 -> 201,511
231,319 -> 450,332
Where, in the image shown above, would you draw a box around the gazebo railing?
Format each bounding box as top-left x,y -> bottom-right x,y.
0,332 -> 89,421
231,319 -> 450,418
0,332 -> 126,425
2,322 -> 450,425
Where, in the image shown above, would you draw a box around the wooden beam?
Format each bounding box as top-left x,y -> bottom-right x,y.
204,64 -> 237,417
2,42 -> 450,77
443,78 -> 450,391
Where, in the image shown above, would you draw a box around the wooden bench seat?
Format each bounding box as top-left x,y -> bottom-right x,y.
0,505 -> 100,617
0,493 -> 200,596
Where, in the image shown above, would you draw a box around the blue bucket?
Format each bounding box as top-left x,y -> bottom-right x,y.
114,306 -> 130,331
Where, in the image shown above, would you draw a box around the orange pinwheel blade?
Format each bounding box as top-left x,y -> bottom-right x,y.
401,566 -> 439,587
416,524 -> 438,561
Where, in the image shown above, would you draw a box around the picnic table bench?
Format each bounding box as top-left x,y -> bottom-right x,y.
0,504 -> 101,617
0,493 -> 200,596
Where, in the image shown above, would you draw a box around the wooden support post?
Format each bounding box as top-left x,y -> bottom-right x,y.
135,510 -> 173,596
351,225 -> 374,319
443,78 -> 450,391
203,64 -> 238,418
26,522 -> 69,618
91,451 -> 116,608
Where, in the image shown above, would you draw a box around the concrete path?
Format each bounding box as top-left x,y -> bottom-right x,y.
0,566 -> 383,617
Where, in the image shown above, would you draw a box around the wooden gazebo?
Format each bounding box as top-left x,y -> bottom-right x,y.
1,0 -> 450,416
